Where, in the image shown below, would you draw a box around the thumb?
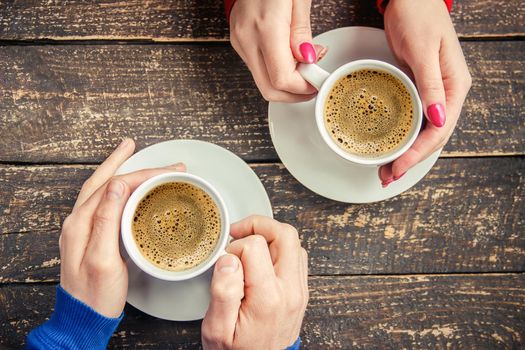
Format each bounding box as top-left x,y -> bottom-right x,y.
202,254 -> 244,347
290,0 -> 316,63
85,179 -> 130,261
411,54 -> 447,127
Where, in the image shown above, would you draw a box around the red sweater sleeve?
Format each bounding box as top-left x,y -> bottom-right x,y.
377,0 -> 453,14
224,0 -> 236,21
225,0 -> 453,21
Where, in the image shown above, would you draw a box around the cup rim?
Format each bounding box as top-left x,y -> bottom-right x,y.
315,59 -> 423,166
121,172 -> 230,281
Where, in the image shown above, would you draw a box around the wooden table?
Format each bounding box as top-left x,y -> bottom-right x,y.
0,1 -> 524,348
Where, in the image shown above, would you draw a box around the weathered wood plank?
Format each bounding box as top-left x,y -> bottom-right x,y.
0,0 -> 523,40
0,44 -> 274,162
1,157 -> 523,280
0,41 -> 524,162
1,274 -> 524,348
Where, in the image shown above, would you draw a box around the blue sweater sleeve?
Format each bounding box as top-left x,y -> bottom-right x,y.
25,285 -> 123,350
286,337 -> 301,350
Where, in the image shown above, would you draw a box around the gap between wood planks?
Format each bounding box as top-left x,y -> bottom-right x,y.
0,34 -> 524,46
0,272 -> 523,288
0,154 -> 524,167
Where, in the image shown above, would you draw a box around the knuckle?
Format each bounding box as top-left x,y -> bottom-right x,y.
231,25 -> 245,42
247,234 -> 268,249
60,214 -> 77,241
80,177 -> 93,191
463,73 -> 473,91
93,210 -> 112,226
61,214 -> 75,232
260,88 -> 278,102
280,224 -> 300,247
210,282 -> 239,303
291,24 -> 312,37
263,290 -> 282,311
287,295 -> 303,312
255,17 -> 278,36
271,74 -> 291,91
109,175 -> 123,184
86,258 -> 113,275
423,78 -> 444,94
201,326 -> 227,348
282,223 -> 299,238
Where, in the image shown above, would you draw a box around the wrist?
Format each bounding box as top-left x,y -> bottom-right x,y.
26,285 -> 123,349
377,0 -> 453,14
224,0 -> 238,21
285,337 -> 301,350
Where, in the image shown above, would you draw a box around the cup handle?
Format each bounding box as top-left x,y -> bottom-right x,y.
297,63 -> 331,90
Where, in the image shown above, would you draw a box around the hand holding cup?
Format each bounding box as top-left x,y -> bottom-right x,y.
379,0 -> 472,185
202,215 -> 308,349
59,139 -> 185,317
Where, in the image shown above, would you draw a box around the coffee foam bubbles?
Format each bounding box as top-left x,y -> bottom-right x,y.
324,69 -> 413,157
132,182 -> 221,272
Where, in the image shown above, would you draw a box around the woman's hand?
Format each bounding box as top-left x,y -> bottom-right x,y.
59,139 -> 186,317
379,0 -> 472,186
202,215 -> 308,349
229,0 -> 325,102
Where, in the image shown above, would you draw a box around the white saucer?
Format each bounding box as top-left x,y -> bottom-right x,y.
115,140 -> 273,321
269,27 -> 441,203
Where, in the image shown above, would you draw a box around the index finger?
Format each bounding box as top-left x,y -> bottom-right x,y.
74,138 -> 135,209
390,125 -> 446,177
259,27 -> 316,95
230,215 -> 301,278
76,163 -> 186,216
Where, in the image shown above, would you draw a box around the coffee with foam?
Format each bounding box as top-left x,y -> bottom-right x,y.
132,182 -> 221,272
324,69 -> 413,157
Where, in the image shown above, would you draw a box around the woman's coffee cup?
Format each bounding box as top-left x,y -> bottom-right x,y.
298,59 -> 423,167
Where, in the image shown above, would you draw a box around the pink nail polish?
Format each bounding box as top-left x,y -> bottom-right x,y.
427,103 -> 446,127
299,42 -> 316,64
393,172 -> 406,181
382,178 -> 394,188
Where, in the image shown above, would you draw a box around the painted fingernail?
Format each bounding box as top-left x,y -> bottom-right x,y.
217,254 -> 239,274
393,172 -> 406,181
427,103 -> 446,127
299,42 -> 316,64
382,178 -> 394,188
106,180 -> 124,199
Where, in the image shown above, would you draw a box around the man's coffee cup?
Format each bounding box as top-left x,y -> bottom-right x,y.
121,172 -> 229,282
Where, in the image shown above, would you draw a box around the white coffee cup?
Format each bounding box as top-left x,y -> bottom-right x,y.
298,59 -> 423,166
121,172 -> 230,281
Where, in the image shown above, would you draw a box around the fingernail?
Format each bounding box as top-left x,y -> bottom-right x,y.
106,180 -> 124,200
216,254 -> 239,274
314,44 -> 328,61
299,42 -> 316,64
382,178 -> 394,188
168,162 -> 184,170
393,172 -> 406,181
427,103 -> 446,127
118,138 -> 130,149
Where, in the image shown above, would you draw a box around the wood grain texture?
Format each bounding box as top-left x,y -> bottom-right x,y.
0,0 -> 523,40
0,41 -> 524,163
1,274 -> 524,349
1,156 -> 523,281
